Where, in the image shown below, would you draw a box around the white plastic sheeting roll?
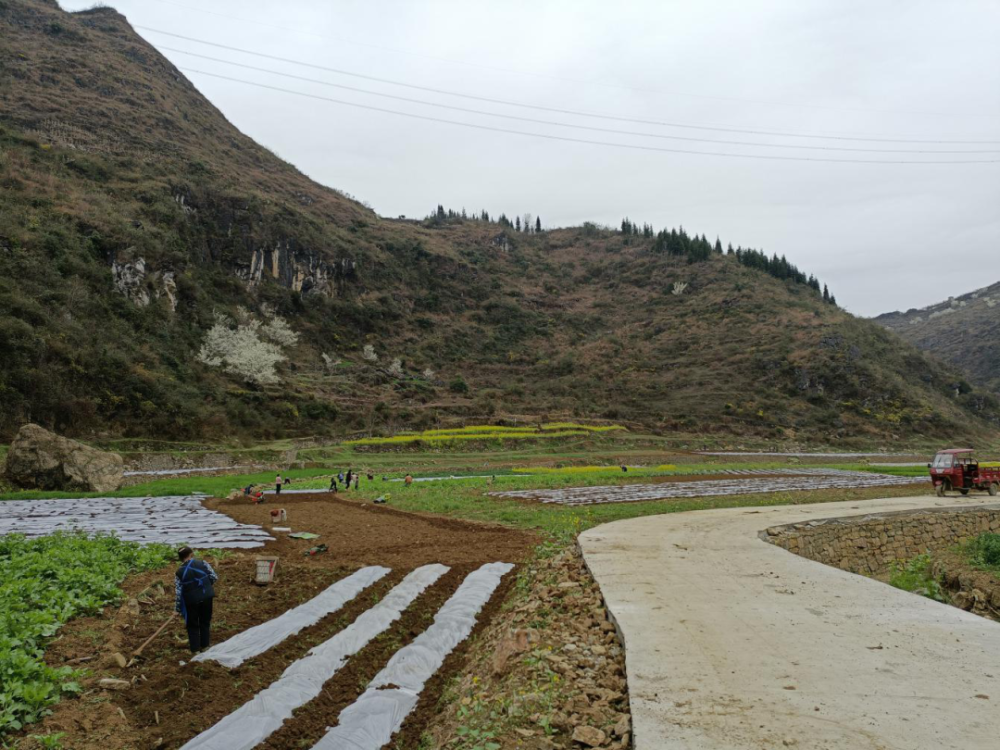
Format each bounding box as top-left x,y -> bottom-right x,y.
179,564 -> 449,750
194,566 -> 391,668
0,495 -> 272,547
313,561 -> 515,750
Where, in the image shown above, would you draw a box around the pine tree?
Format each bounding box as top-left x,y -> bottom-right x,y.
515,216 -> 521,232
714,237 -> 723,254
823,284 -> 830,303
535,216 -> 541,232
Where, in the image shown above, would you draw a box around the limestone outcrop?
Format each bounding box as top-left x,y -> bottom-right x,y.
4,424 -> 124,493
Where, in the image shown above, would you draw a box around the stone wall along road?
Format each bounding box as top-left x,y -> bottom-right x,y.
764,505 -> 1000,576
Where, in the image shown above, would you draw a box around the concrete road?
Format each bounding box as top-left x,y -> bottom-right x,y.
579,495 -> 1000,750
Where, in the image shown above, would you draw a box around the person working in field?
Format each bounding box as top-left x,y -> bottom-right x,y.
275,473 -> 283,494
175,546 -> 218,654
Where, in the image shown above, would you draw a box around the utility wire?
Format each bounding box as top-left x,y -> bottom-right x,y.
129,0 -> 1000,120
176,67 -> 1000,165
140,27 -> 1000,146
159,46 -> 999,155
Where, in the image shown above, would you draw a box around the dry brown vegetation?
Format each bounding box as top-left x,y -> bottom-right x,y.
1,0 -> 998,446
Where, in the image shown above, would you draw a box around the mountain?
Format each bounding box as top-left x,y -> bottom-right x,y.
876,282 -> 1000,395
2,0 -> 998,445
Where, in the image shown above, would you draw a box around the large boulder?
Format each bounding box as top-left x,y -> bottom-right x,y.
4,424 -> 124,493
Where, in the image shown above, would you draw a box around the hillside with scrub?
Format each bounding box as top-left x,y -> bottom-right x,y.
876,280 -> 1000,396
1,0 -> 999,446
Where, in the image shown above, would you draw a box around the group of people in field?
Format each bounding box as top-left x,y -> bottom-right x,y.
328,469 -> 414,491
240,468 -> 418,504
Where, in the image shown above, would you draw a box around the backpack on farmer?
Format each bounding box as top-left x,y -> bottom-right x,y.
178,559 -> 215,605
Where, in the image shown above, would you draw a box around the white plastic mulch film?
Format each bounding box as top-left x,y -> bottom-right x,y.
179,564 -> 449,750
193,566 -> 390,668
492,469 -> 922,506
123,466 -> 248,477
313,561 -> 515,750
0,495 -> 273,547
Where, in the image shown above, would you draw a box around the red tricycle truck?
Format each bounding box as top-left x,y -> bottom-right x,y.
928,448 -> 1000,497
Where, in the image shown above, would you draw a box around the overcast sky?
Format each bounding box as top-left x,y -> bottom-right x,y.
60,0 -> 1000,316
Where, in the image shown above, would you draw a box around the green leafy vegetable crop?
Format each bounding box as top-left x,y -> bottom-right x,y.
0,533 -> 172,736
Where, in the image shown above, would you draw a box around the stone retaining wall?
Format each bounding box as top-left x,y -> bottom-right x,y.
763,505 -> 1000,576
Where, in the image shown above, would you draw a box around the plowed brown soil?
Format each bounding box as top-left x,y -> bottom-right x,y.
20,493 -> 535,750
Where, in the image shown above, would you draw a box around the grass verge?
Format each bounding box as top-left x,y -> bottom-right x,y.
888,553 -> 947,602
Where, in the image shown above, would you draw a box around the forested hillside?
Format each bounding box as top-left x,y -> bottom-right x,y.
1,0 -> 997,445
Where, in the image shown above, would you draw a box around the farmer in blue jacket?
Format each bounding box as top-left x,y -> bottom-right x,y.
174,546 -> 219,653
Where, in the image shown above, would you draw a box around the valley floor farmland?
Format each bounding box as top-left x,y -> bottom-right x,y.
1,445 -> 976,749
10,494 -> 536,750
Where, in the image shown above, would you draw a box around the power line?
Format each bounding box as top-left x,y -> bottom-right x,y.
159,46 -> 1000,156
176,67 -> 1000,165
139,27 -> 1000,146
127,0 -> 1000,120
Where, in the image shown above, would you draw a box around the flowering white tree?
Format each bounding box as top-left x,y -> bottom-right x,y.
671,281 -> 689,296
198,311 -> 298,386
261,316 -> 298,346
422,367 -> 435,381
362,344 -> 378,362
388,358 -> 404,377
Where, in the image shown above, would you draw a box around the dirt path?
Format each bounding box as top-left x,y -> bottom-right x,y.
580,495 -> 1000,750
24,493 -> 535,750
